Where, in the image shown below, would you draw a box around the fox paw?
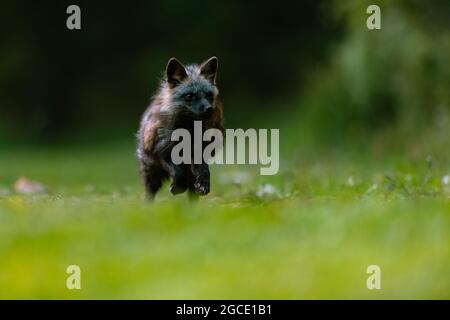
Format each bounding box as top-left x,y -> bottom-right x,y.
170,182 -> 187,195
194,181 -> 210,195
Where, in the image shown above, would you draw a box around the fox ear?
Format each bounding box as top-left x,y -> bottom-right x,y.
200,56 -> 218,84
166,58 -> 187,87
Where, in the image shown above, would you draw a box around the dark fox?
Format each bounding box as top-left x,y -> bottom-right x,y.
137,57 -> 224,199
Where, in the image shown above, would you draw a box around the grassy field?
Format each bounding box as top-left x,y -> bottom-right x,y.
0,141 -> 449,299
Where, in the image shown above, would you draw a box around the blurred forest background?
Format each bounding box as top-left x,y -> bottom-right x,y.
1,0 -> 448,153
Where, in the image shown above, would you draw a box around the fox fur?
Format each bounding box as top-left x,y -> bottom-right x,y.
137,57 -> 224,199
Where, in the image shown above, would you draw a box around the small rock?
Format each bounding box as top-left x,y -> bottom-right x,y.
256,184 -> 279,200
366,183 -> 378,194
346,176 -> 355,187
442,175 -> 450,186
14,177 -> 46,195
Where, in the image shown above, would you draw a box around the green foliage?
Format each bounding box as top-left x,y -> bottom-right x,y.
295,1 -> 449,147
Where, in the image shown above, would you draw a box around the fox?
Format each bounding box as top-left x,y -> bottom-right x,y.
137,57 -> 224,200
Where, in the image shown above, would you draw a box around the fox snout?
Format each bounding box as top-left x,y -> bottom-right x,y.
200,103 -> 213,116
190,99 -> 213,117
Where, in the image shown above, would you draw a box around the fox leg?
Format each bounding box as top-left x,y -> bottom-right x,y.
190,163 -> 210,196
169,166 -> 189,195
187,171 -> 199,200
140,164 -> 166,200
160,158 -> 189,195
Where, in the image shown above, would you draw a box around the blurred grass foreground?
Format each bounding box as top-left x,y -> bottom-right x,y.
0,1 -> 449,299
0,144 -> 449,299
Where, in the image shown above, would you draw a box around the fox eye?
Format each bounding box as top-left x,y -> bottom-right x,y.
184,93 -> 196,102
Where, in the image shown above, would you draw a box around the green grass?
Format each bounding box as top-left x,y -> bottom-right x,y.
0,142 -> 449,299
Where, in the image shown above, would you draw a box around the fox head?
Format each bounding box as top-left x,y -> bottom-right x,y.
165,57 -> 219,118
